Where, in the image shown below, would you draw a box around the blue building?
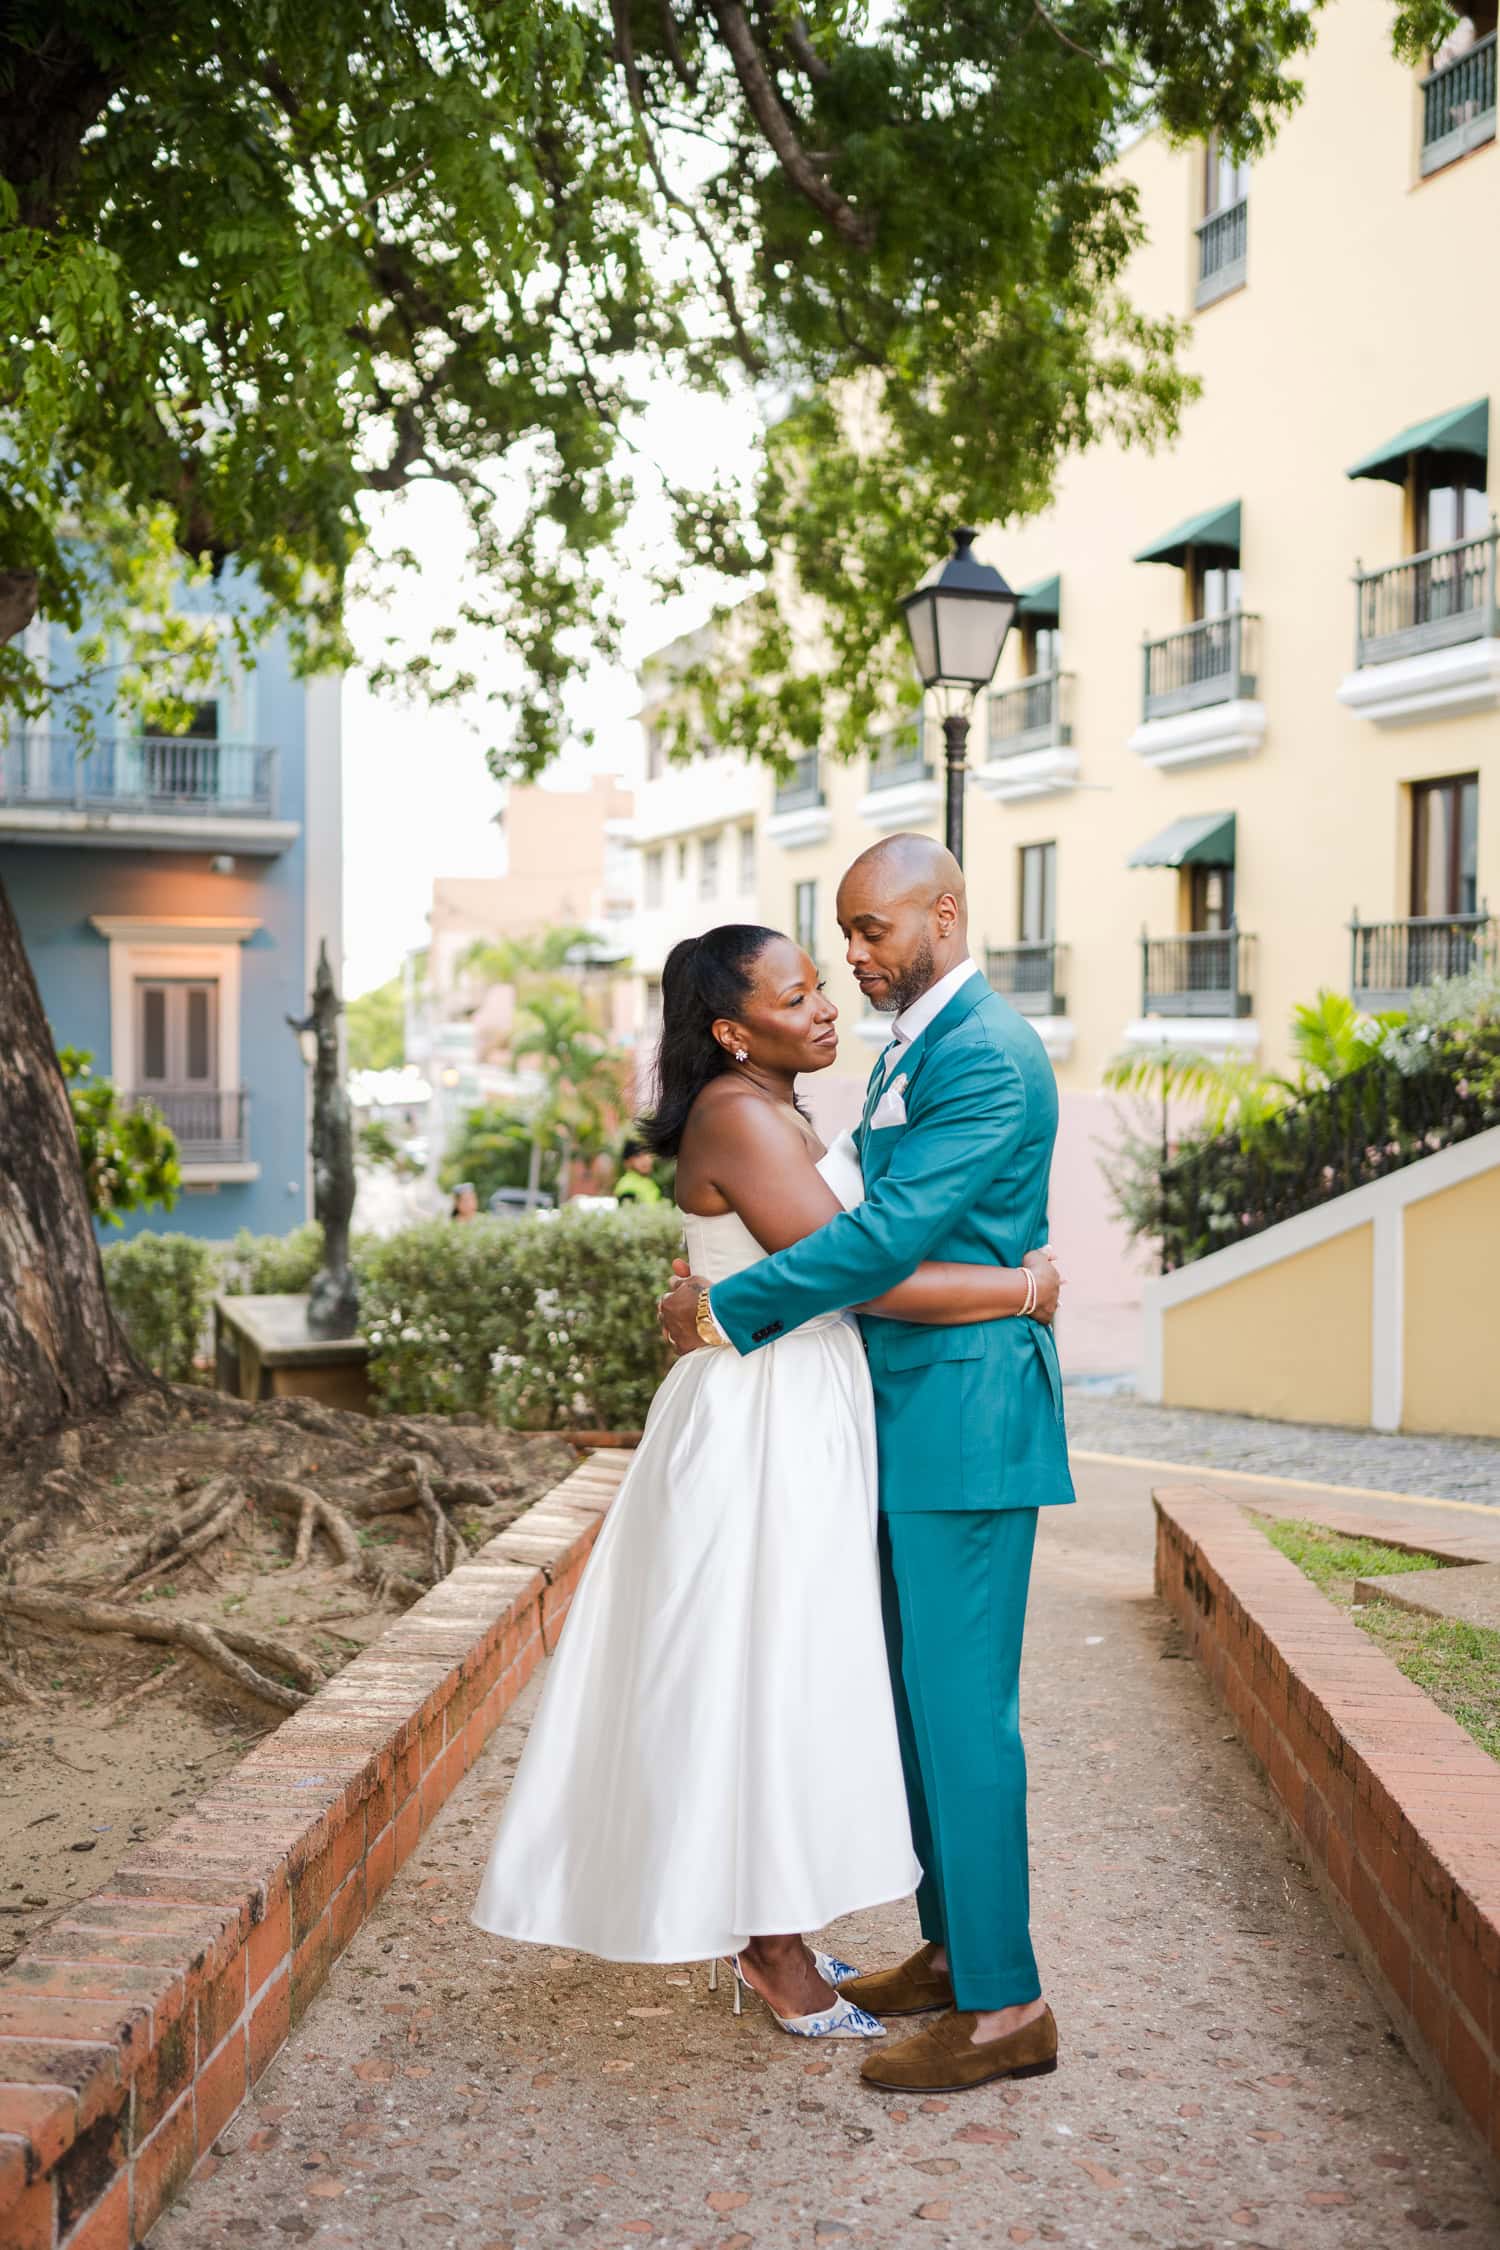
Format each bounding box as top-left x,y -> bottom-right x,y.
0,602 -> 343,1239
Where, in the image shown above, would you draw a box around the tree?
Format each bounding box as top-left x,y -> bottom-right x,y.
0,0 -> 1453,1442
440,1100 -> 562,1207
345,976 -> 406,1074
60,1047 -> 181,1223
511,989 -> 629,1205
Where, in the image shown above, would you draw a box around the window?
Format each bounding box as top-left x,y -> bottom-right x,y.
738,824 -> 756,894
1187,865 -> 1235,933
1416,454 -> 1488,551
644,727 -> 666,782
1022,623 -> 1060,679
794,879 -> 818,961
643,848 -> 664,910
644,978 -> 664,1034
676,840 -> 689,881
1018,844 -> 1057,944
1203,135 -> 1249,215
699,830 -> 721,899
1189,554 -> 1243,620
136,978 -> 219,1092
1411,775 -> 1479,917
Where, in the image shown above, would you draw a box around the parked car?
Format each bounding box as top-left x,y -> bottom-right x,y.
487,1186 -> 556,1219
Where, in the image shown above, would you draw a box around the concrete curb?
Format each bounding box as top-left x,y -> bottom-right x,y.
0,1447 -> 630,2248
1154,1481 -> 1500,2184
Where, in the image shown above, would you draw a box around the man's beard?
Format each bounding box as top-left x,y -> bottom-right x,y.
873,938 -> 937,1016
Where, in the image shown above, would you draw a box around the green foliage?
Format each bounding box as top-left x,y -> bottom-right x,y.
59,1047 -> 179,1225
441,1102 -> 560,1204
491,1206 -> 683,1430
1262,1518 -> 1437,1590
512,990 -> 629,1167
0,2 -> 1440,768
357,1119 -> 422,1179
1104,984 -> 1500,1268
345,977 -> 405,1073
100,1230 -> 216,1380
462,926 -> 601,992
220,1224 -> 327,1298
360,1206 -> 682,1427
361,1219 -> 535,1417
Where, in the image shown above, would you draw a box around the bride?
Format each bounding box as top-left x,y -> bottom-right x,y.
471,923 -> 1059,2037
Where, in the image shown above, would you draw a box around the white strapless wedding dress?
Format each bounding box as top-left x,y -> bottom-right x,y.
471,1133 -> 921,1961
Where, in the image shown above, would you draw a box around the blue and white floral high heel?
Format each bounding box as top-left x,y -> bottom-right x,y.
812,1950 -> 860,1987
710,1953 -> 884,2039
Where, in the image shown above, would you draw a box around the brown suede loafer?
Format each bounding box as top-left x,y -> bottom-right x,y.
859,2005 -> 1058,2093
839,1941 -> 954,2018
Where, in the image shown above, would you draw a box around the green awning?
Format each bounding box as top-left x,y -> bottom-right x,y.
1346,398 -> 1488,486
1017,574 -> 1060,621
1133,501 -> 1241,569
1127,811 -> 1236,869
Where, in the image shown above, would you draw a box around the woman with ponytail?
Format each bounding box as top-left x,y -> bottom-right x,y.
475,921 -> 1060,2040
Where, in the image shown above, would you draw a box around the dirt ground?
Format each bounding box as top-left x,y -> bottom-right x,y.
0,1381 -> 571,1970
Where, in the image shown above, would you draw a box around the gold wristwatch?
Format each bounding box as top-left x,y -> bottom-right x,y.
696,1287 -> 729,1348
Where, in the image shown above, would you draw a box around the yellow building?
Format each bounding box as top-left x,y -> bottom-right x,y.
744,0 -> 1497,1370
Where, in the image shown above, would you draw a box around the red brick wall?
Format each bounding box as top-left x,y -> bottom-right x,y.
1155,1484 -> 1500,2184
0,1451 -> 629,2250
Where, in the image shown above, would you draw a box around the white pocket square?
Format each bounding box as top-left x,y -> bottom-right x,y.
870,1074 -> 908,1129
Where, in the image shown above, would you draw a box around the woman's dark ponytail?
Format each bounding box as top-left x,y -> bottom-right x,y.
639,924 -> 779,1158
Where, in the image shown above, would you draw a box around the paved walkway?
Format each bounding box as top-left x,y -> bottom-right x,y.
1066,1395 -> 1500,1508
154,1463 -> 1500,2250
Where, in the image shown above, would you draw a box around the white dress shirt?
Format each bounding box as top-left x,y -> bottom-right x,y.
877,955 -> 979,1083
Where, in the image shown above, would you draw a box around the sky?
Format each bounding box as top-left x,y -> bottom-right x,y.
340,378 -> 760,1000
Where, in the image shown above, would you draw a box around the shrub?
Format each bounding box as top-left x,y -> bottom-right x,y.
220,1223 -> 327,1297
361,1218 -> 534,1416
102,1230 -> 217,1380
490,1205 -> 683,1430
61,1047 -> 180,1224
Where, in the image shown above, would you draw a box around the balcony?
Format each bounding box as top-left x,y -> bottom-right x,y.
1338,529 -> 1500,724
0,735 -> 298,855
985,942 -> 1075,1061
1141,929 -> 1255,1021
856,723 -> 941,832
1195,196 -> 1247,309
1350,912 -> 1498,1010
974,674 -> 1080,803
129,1088 -> 253,1176
1421,30 -> 1496,176
766,752 -> 831,849
1129,613 -> 1266,770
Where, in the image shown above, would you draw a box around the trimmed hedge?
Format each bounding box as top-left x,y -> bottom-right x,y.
104,1207 -> 685,1428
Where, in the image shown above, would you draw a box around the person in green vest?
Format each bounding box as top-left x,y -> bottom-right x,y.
613,1138 -> 664,1207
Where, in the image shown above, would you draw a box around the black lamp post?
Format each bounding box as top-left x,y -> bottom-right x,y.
899,527 -> 1018,866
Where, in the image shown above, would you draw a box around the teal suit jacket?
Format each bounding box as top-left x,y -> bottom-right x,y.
708,971 -> 1075,1515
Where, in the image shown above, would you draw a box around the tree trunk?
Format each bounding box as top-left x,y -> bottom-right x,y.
0,873 -> 138,1445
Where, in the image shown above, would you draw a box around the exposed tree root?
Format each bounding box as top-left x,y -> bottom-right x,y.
0,1587 -> 311,1712
250,1477 -> 428,1608
113,1475 -> 245,1593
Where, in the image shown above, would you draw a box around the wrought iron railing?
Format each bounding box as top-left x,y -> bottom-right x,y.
986,672 -> 1071,757
1421,29 -> 1496,174
868,721 -> 929,791
774,753 -> 823,814
1142,612 -> 1258,721
1350,910 -> 1497,1009
1141,928 -> 1254,1018
1194,196 -> 1248,308
0,735 -> 277,816
1353,528 -> 1500,667
985,941 -> 1067,1019
1156,1037 -> 1500,1271
129,1089 -> 250,1165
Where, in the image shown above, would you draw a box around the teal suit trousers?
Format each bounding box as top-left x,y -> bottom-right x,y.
880,1508 -> 1040,2012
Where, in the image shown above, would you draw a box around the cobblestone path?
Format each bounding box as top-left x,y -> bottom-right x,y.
154,1461 -> 1500,2249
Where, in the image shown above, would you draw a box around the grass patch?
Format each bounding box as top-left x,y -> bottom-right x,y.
1262,1518 -> 1500,1764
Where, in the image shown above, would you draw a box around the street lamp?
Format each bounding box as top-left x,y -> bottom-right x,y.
900,526 -> 1017,865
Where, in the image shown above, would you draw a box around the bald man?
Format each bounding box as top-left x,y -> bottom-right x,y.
659,833 -> 1075,2093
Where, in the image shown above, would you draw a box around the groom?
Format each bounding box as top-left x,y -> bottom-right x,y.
659,831 -> 1075,2092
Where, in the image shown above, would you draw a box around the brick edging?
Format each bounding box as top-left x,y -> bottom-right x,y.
0,1447 -> 631,2248
1154,1483 -> 1500,2180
